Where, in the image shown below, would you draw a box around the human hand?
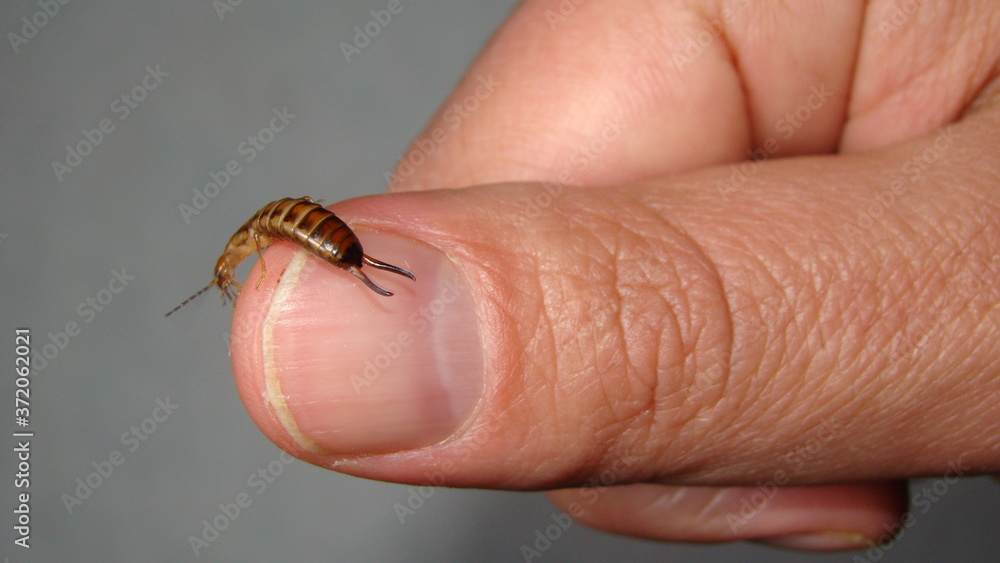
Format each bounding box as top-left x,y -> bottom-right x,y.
230,0 -> 1000,551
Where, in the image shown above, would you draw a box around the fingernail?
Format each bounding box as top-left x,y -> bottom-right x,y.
758,531 -> 874,551
262,232 -> 484,455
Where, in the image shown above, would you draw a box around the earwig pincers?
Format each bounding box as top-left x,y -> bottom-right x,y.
165,197 -> 415,317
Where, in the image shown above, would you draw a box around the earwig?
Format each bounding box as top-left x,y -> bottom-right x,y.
165,197 -> 415,317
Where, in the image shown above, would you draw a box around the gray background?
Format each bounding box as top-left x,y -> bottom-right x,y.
0,1 -> 996,562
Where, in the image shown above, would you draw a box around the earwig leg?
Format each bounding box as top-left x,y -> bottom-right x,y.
221,282 -> 241,307
362,255 -> 416,281
227,280 -> 243,304
253,232 -> 267,289
348,267 -> 394,296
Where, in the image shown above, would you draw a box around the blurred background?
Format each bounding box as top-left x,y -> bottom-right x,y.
1,1 -> 997,561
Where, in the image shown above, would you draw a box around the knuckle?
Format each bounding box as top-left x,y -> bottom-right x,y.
530,201 -> 739,477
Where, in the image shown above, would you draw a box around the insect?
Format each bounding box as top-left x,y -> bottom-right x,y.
165,197 -> 415,317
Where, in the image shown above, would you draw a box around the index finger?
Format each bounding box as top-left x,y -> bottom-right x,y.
387,0 -> 996,192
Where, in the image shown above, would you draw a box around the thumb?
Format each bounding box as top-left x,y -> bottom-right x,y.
230,116 -> 999,488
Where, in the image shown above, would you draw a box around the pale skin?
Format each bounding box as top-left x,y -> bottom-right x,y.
231,0 -> 1000,551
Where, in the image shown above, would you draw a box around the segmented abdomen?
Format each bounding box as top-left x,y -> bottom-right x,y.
252,197 -> 358,264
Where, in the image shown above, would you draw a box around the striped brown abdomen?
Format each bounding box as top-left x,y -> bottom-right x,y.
256,197 -> 363,269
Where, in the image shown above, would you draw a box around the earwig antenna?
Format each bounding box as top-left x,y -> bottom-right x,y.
165,281 -> 216,317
